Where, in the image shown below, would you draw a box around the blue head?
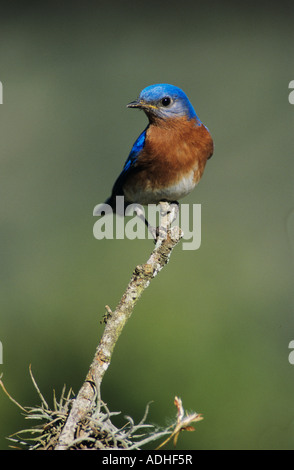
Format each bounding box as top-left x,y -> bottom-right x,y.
127,84 -> 200,123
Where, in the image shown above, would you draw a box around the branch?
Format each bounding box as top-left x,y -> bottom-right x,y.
55,202 -> 183,450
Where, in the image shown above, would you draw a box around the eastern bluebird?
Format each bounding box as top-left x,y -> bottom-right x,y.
96,83 -> 213,230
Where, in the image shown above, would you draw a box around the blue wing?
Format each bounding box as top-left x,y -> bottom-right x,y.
121,126 -> 148,173
104,126 -> 148,210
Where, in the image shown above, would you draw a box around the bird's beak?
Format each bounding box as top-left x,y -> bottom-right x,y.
126,99 -> 143,108
127,99 -> 157,111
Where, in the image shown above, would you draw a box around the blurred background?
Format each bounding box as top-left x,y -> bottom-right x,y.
1,0 -> 294,450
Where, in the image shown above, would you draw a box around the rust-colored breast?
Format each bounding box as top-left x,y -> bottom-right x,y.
122,116 -> 213,204
128,117 -> 213,190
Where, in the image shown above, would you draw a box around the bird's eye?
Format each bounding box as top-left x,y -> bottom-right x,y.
161,97 -> 171,107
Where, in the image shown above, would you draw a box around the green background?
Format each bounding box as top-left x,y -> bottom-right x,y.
1,1 -> 294,450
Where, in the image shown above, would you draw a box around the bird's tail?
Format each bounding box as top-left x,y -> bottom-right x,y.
93,195 -> 127,216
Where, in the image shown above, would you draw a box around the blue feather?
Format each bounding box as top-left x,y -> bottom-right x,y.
122,126 -> 148,173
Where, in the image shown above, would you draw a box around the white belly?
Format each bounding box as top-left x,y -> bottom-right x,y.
124,171 -> 197,205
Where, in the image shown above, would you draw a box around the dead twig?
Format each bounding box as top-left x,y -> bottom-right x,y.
55,202 -> 183,450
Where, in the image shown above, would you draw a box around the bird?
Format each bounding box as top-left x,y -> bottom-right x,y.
96,83 -> 213,234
